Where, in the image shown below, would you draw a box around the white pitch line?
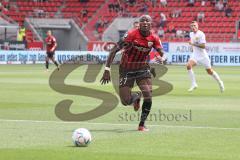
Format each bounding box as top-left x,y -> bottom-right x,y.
0,119 -> 239,131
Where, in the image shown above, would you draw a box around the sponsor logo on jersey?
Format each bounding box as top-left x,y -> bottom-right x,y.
134,45 -> 151,52
148,42 -> 153,47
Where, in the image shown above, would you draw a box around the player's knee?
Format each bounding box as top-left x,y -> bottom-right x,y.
186,64 -> 192,70
142,89 -> 152,103
186,63 -> 192,70
121,102 -> 128,106
121,97 -> 131,106
142,90 -> 152,100
206,69 -> 213,75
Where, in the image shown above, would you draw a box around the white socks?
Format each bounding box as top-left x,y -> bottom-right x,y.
188,69 -> 197,86
187,69 -> 224,92
211,71 -> 224,92
211,71 -> 222,84
188,69 -> 222,85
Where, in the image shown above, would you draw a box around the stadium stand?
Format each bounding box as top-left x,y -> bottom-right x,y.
0,0 -> 239,45
84,0 -> 239,42
0,17 -> 18,41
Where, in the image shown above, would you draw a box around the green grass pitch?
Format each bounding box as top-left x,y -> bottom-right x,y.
0,64 -> 239,160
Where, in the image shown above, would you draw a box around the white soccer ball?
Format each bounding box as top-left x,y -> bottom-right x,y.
72,128 -> 92,147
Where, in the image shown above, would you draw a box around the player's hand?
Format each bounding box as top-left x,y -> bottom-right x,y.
188,41 -> 193,46
155,55 -> 166,64
100,70 -> 111,85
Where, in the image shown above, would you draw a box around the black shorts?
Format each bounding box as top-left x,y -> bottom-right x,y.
46,52 -> 55,58
119,67 -> 151,88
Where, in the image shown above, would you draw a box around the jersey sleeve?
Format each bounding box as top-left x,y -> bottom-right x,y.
199,32 -> 206,44
153,35 -> 163,49
189,32 -> 194,43
122,30 -> 134,42
52,37 -> 56,44
116,30 -> 134,50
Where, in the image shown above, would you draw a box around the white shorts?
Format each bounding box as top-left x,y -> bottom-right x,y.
189,54 -> 211,69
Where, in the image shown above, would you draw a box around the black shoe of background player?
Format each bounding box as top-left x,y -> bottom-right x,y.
150,67 -> 156,78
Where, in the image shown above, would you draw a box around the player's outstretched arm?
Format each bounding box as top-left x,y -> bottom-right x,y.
51,41 -> 57,52
156,48 -> 164,57
100,44 -> 120,85
155,48 -> 166,63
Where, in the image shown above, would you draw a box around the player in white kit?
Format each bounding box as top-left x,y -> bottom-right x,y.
187,21 -> 224,92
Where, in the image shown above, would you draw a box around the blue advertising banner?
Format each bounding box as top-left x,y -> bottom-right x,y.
0,43 -> 239,66
167,43 -> 240,66
0,51 -> 108,64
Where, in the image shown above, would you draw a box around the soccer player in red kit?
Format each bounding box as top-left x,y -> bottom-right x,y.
100,15 -> 165,131
45,30 -> 59,71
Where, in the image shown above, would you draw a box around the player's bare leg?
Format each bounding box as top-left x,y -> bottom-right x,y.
136,78 -> 152,131
206,68 -> 224,92
45,57 -> 49,72
187,60 -> 198,92
50,56 -> 59,70
119,86 -> 142,111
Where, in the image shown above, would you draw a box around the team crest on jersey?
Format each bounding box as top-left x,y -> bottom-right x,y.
148,42 -> 153,47
195,37 -> 199,41
123,33 -> 128,39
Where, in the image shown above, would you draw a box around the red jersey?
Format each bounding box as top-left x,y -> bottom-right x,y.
45,35 -> 57,52
120,29 -> 163,70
